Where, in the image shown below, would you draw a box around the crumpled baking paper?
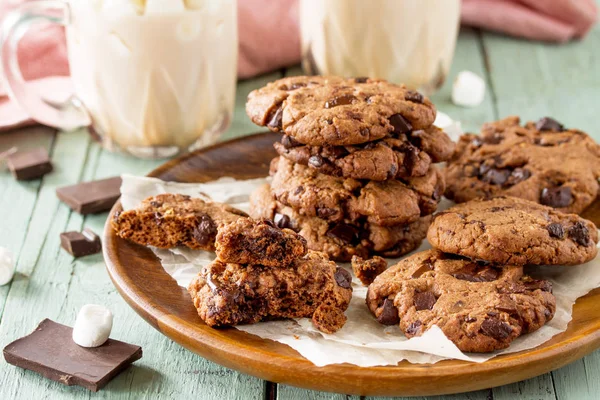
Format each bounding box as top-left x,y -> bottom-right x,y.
119,173 -> 600,366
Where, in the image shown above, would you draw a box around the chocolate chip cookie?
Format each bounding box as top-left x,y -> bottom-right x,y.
274,125 -> 454,181
250,184 -> 431,261
216,218 -> 307,267
366,249 -> 556,353
188,250 -> 353,333
246,76 -> 437,146
270,157 -> 444,226
112,194 -> 247,250
352,255 -> 388,286
444,116 -> 600,214
428,196 -> 598,266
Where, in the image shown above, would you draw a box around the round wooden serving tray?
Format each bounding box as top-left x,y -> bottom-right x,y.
103,132 -> 600,397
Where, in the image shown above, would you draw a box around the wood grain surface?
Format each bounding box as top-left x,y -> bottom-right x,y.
1,22 -> 600,399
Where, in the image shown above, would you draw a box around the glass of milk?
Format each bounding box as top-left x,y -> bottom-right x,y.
1,0 -> 238,158
300,0 -> 461,95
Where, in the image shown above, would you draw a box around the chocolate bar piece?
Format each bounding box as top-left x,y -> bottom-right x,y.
6,148 -> 53,180
56,177 -> 122,214
60,228 -> 102,257
3,319 -> 142,392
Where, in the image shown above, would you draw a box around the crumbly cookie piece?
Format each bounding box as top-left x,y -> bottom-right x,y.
215,218 -> 307,267
250,184 -> 431,261
246,76 -> 436,146
352,256 -> 388,286
428,196 -> 598,266
270,157 -> 444,226
188,251 -> 352,333
366,249 -> 556,353
112,194 -> 247,250
444,116 -> 600,214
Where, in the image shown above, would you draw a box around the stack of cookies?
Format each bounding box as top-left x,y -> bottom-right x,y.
366,196 -> 599,352
246,76 -> 455,261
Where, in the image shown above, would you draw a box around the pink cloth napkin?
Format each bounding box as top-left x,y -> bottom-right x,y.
0,0 -> 597,131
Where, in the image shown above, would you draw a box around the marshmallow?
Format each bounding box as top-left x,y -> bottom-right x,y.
434,111 -> 463,142
451,71 -> 486,108
72,304 -> 113,348
145,0 -> 185,14
0,247 -> 15,286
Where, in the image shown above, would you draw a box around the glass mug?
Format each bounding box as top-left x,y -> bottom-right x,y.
300,0 -> 461,95
1,0 -> 238,158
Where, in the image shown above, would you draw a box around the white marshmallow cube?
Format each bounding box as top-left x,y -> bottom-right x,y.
0,247 -> 15,286
452,71 -> 486,108
145,0 -> 185,14
72,304 -> 113,348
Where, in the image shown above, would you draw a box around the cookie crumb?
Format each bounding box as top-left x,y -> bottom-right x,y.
311,304 -> 347,334
351,255 -> 387,286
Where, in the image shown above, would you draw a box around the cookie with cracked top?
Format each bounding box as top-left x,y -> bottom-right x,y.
270,156 -> 444,226
366,249 -> 556,353
246,76 -> 437,146
188,250 -> 352,333
274,125 -> 454,181
215,218 -> 307,267
249,184 -> 431,261
444,116 -> 600,214
427,196 -> 598,266
112,194 -> 247,250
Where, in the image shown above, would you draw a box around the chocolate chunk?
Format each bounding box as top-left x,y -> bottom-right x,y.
273,213 -> 291,229
56,177 -> 122,215
324,146 -> 349,159
354,77 -> 368,83
404,90 -> 424,104
334,267 -> 352,289
308,155 -> 324,168
192,214 -> 217,246
3,319 -> 142,392
324,94 -> 356,108
481,168 -> 510,185
60,228 -> 102,257
414,291 -> 436,311
377,298 -> 399,325
536,117 -> 564,132
523,279 -> 553,293
389,114 -> 412,134
317,207 -> 337,218
506,168 -> 531,185
289,82 -> 307,90
6,148 -> 53,180
453,266 -> 499,282
293,186 -> 304,195
540,186 -> 572,208
411,263 -> 433,278
480,318 -> 513,340
405,320 -> 422,335
547,223 -> 565,239
326,223 -> 359,244
267,106 -> 283,129
568,221 -> 591,246
360,127 -> 370,137
281,135 -> 301,149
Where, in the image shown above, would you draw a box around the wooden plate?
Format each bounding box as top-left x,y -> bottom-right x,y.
103,132 -> 600,397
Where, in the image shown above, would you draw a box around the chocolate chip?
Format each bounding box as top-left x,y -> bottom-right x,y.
289,82 -> 306,90
540,186 -> 572,208
317,207 -> 337,218
334,267 -> 352,289
326,223 -> 359,244
324,146 -> 349,158
536,117 -> 564,132
568,221 -> 591,246
506,168 -> 531,186
453,266 -> 499,282
386,163 -> 398,179
192,214 -> 217,246
325,94 -> 356,108
273,213 -> 291,229
523,279 -> 553,293
308,155 -> 324,168
414,291 -> 436,311
411,263 -> 433,278
389,114 -> 413,134
547,223 -> 565,239
293,186 -> 304,195
404,90 -> 424,104
377,299 -> 400,325
480,318 -> 513,340
360,127 -> 370,137
281,135 -> 301,149
405,320 -> 422,335
267,106 -> 283,129
481,168 -> 510,185
465,316 -> 477,323
354,77 -> 368,83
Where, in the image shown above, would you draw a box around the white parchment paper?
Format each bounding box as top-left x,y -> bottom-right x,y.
119,173 -> 600,367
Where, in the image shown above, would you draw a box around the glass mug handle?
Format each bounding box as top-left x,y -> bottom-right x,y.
1,0 -> 90,130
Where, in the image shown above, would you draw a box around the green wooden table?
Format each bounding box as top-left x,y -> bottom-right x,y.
1,24 -> 599,399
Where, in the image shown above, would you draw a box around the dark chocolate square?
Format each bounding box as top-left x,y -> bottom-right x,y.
60,228 -> 102,257
56,177 -> 122,214
6,148 -> 53,180
3,319 -> 142,392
